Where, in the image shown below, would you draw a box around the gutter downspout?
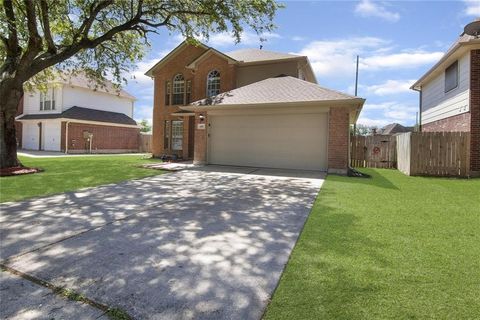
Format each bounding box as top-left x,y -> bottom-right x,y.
64,121 -> 70,154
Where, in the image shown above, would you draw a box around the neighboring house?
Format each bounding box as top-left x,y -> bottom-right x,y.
411,20 -> 480,175
15,74 -> 139,153
379,123 -> 414,135
145,41 -> 365,173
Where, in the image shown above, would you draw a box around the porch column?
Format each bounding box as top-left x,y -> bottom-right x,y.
193,112 -> 208,165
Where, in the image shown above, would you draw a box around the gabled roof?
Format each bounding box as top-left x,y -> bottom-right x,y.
189,76 -> 364,106
225,48 -> 302,63
17,106 -> 137,126
57,73 -> 135,100
379,123 -> 413,135
411,28 -> 480,90
186,48 -> 237,69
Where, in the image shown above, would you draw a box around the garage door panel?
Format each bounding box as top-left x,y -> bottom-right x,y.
208,112 -> 328,170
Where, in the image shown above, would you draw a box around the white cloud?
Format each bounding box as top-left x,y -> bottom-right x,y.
358,101 -> 418,126
295,37 -> 444,79
291,36 -> 306,41
464,0 -> 480,16
295,37 -> 388,78
173,31 -> 281,48
355,0 -> 400,22
365,79 -> 416,96
362,51 -> 444,70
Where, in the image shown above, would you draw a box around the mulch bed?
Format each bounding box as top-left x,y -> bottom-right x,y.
0,166 -> 43,177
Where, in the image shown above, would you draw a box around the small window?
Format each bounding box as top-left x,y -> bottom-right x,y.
165,81 -> 171,106
206,70 -> 220,97
163,120 -> 170,149
445,61 -> 458,93
171,120 -> 183,151
40,88 -> 55,111
172,74 -> 185,105
186,80 -> 192,104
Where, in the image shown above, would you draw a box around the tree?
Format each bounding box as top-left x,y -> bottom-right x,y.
138,119 -> 151,133
0,0 -> 280,168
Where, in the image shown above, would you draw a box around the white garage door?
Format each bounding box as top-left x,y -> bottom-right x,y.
208,112 -> 328,170
22,123 -> 39,150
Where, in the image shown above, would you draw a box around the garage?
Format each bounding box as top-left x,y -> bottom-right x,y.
208,110 -> 328,170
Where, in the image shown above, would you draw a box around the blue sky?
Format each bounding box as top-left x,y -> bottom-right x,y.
126,0 -> 480,128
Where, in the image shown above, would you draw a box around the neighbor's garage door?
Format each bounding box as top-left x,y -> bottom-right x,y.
208,111 -> 328,170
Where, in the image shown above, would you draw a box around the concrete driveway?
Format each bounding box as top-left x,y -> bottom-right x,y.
1,166 -> 325,319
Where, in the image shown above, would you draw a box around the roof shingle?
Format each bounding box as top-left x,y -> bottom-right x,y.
191,76 -> 362,106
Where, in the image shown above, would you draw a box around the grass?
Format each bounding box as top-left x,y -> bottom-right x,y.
264,169 -> 480,320
0,155 -> 163,203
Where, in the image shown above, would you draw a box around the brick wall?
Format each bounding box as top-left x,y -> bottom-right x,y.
193,112 -> 208,164
62,122 -> 139,152
328,107 -> 350,173
422,113 -> 471,132
151,44 -> 236,159
470,49 -> 480,173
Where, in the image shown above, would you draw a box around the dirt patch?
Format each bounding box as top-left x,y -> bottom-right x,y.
0,166 -> 43,177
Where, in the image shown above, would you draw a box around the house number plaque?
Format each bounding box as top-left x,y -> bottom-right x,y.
197,124 -> 206,130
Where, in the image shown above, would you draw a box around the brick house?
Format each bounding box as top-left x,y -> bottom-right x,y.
411,21 -> 480,176
15,74 -> 140,153
146,41 -> 365,173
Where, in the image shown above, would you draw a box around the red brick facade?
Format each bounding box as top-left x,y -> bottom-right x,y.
151,44 -> 237,159
470,49 -> 480,173
328,107 -> 350,173
422,113 -> 471,132
61,122 -> 139,153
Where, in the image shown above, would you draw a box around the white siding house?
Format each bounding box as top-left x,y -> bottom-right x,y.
420,51 -> 470,124
16,74 -> 137,152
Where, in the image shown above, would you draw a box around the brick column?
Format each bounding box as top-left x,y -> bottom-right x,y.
470,49 -> 480,175
328,107 -> 350,174
193,112 -> 207,165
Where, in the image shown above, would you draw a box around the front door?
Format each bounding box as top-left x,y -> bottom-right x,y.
188,116 -> 195,159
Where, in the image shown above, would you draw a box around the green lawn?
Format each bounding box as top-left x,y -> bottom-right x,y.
0,155 -> 163,203
264,169 -> 480,320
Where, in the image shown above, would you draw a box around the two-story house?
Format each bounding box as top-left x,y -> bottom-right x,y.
411,19 -> 480,176
146,40 -> 365,173
15,73 -> 140,153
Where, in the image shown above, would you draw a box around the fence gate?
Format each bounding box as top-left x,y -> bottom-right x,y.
350,135 -> 397,169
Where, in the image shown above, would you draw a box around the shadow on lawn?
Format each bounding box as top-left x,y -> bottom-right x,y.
338,168 -> 399,190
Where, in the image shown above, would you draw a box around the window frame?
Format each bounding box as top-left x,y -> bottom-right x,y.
444,60 -> 459,93
171,120 -> 184,151
206,70 -> 221,97
172,73 -> 185,105
40,88 -> 55,111
165,81 -> 171,106
163,120 -> 170,149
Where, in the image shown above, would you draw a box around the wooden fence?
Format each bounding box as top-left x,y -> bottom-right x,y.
396,132 -> 470,177
350,135 -> 397,169
139,133 -> 152,153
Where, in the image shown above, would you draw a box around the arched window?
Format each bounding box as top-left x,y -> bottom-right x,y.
206,70 -> 220,97
172,73 -> 185,105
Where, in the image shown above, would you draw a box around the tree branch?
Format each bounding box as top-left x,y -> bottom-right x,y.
39,0 -> 56,54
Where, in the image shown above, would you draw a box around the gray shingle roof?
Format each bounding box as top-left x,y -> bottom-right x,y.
17,106 -> 137,125
191,76 -> 362,106
225,48 -> 302,63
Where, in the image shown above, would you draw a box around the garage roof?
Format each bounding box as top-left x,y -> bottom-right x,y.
190,76 -> 364,106
16,106 -> 137,125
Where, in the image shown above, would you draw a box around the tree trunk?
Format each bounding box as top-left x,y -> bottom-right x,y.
0,78 -> 23,169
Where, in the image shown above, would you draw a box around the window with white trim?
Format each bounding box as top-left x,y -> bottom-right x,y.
171,120 -> 183,151
445,61 -> 458,93
172,74 -> 185,105
40,88 -> 55,111
206,70 -> 220,97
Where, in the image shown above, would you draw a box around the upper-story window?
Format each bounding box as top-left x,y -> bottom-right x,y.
445,61 -> 458,93
40,88 -> 55,111
172,74 -> 185,105
206,70 -> 220,97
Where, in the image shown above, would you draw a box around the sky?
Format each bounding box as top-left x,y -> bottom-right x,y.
125,0 -> 480,128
